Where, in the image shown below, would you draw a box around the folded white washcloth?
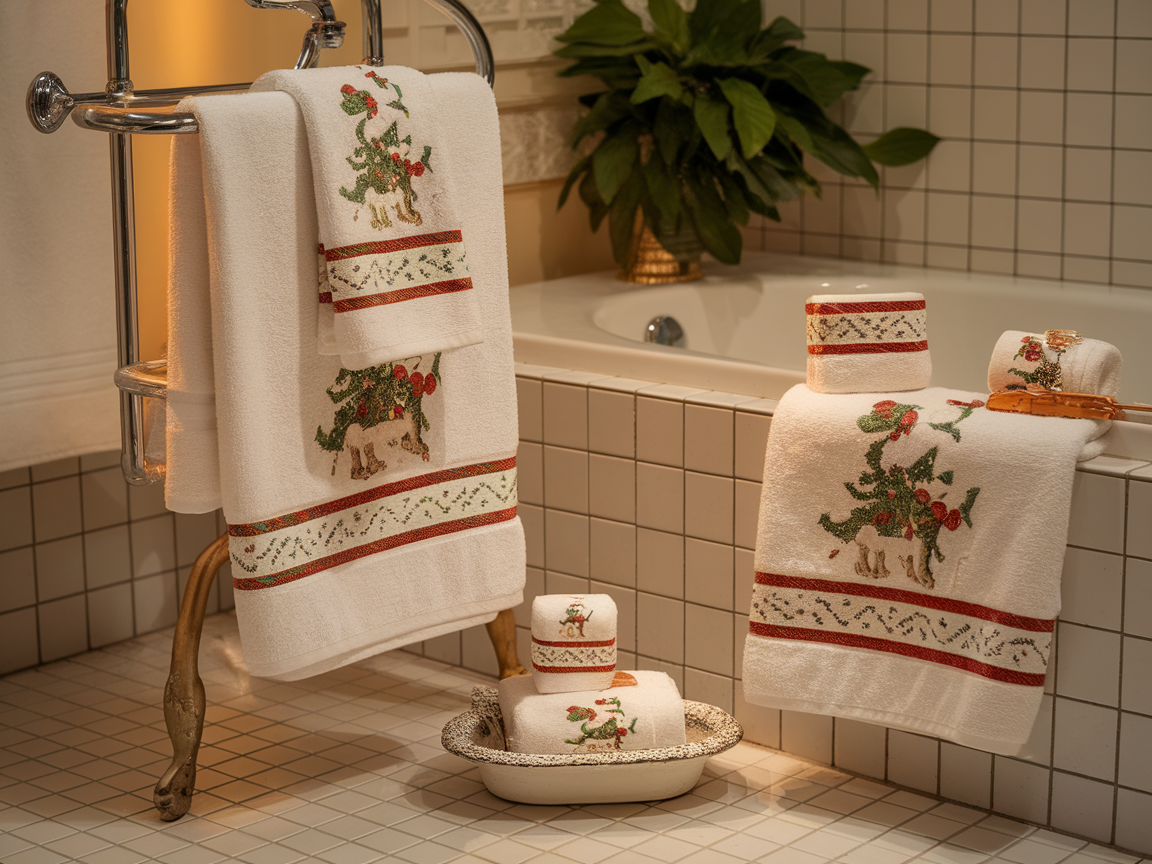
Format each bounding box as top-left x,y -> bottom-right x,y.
987,330 -> 1122,397
531,594 -> 618,693
251,66 -> 485,370
499,671 -> 686,755
806,293 -> 932,394
165,80 -> 524,681
743,384 -> 1104,756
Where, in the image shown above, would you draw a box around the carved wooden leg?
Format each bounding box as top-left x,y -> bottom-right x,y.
486,608 -> 528,679
153,533 -> 229,822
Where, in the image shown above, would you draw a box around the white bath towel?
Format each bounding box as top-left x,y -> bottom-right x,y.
806,293 -> 932,394
742,384 -> 1103,755
165,78 -> 524,681
250,67 -> 484,371
531,594 -> 618,693
988,330 -> 1122,397
499,671 -> 686,754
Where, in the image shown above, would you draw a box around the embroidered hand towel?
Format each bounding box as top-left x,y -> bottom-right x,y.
988,330 -> 1122,397
531,594 -> 618,693
166,79 -> 524,681
250,66 -> 484,370
742,384 -> 1103,755
807,293 -> 931,394
499,670 -> 686,755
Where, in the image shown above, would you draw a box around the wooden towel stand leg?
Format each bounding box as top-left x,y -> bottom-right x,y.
153,532 -> 529,820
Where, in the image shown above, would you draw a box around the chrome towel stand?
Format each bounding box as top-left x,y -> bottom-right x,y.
25,0 -> 524,823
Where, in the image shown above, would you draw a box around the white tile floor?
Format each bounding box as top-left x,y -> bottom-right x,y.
0,613 -> 1146,864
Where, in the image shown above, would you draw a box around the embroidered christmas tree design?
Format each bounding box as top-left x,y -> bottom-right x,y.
819,400 -> 981,589
315,354 -> 440,480
564,696 -> 637,751
338,72 -> 432,230
1007,335 -> 1062,389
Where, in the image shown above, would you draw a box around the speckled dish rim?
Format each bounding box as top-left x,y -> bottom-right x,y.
442,686 -> 743,768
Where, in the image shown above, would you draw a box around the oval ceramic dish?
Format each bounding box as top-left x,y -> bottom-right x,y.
442,687 -> 743,805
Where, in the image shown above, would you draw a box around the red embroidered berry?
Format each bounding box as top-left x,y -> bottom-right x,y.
944,509 -> 963,531
931,501 -> 948,522
874,400 -> 897,417
391,152 -> 401,163
341,84 -> 356,95
914,488 -> 931,504
873,512 -> 893,525
1022,335 -> 1034,342
365,71 -> 378,79
393,364 -> 407,380
616,728 -> 627,736
393,405 -> 404,419
423,373 -> 437,395
410,371 -> 425,397
904,525 -> 914,540
595,699 -> 606,705
414,162 -> 426,176
887,489 -> 896,499
900,410 -> 918,427
829,549 -> 840,558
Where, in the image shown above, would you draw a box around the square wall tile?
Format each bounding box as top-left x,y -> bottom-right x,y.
637,397 -> 683,468
588,389 -> 634,458
546,570 -> 589,596
1130,481 -> 1152,559
976,0 -> 1018,31
940,743 -> 993,808
636,462 -> 684,535
521,503 -> 544,569
0,466 -> 29,490
971,196 -> 1017,250
974,35 -> 1018,88
637,527 -> 683,599
31,476 -> 82,543
591,579 -> 636,653
544,509 -> 589,578
80,467 -> 128,531
517,377 -> 543,442
887,33 -> 929,83
1114,150 -> 1152,206
1019,91 -> 1065,145
87,583 -> 135,649
1066,93 -> 1114,148
1018,693 -> 1054,765
1063,203 -> 1112,258
974,88 -> 1019,141
1050,772 -> 1114,843
38,594 -> 88,662
543,446 -> 588,515
1115,787 -> 1152,854
684,405 -> 734,477
684,604 -> 734,676
0,486 -> 33,554
1060,547 -> 1123,630
735,480 -> 761,550
735,413 -> 771,482
637,591 -> 684,664
1115,94 -> 1152,149
834,718 -> 887,780
781,710 -> 833,764
516,566 -> 545,628
1117,38 -> 1152,95
588,454 -> 635,523
930,34 -> 974,85
684,472 -> 733,545
992,756 -> 1051,824
735,684 -> 781,748
131,514 -> 175,579
1114,204 -> 1152,261
542,383 -> 587,450
518,441 -> 543,506
590,518 -> 635,589
1017,199 -> 1064,253
134,571 -> 179,634
0,607 -> 39,674
928,87 -> 973,139
35,535 -> 85,602
685,538 -> 734,611
83,524 -> 133,589
1069,472 -> 1125,553
1053,698 -> 1118,780
128,479 -> 167,521
174,511 -> 220,569
1119,711 -> 1152,793
888,731 -> 939,794
684,668 -> 734,714
0,547 -> 36,613
1055,622 -> 1121,705
31,457 -> 79,482
1123,636 -> 1152,716
1066,148 -> 1113,202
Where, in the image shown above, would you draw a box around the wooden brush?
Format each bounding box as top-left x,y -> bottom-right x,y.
986,387 -> 1152,421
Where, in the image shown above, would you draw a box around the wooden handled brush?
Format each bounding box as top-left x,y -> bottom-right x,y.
987,387 -> 1152,421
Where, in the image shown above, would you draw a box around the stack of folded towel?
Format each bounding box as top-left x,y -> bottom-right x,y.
743,294 -> 1115,755
499,594 -> 686,754
164,66 -> 525,681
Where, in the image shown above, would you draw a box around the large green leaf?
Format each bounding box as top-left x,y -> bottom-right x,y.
774,112 -> 814,152
716,169 -> 750,225
717,77 -> 776,159
693,92 -> 732,161
555,0 -> 647,46
631,61 -> 684,104
608,171 -> 644,265
648,0 -> 690,54
862,127 -> 941,166
554,40 -> 659,57
592,130 -> 639,203
684,173 -> 742,264
642,153 -> 680,229
808,122 -> 880,187
749,15 -> 804,60
558,155 -> 591,209
571,90 -> 633,146
557,57 -> 642,88
653,98 -> 695,164
687,0 -> 744,43
687,0 -> 760,65
788,52 -> 870,107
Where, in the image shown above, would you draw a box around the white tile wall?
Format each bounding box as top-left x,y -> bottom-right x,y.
744,0 -> 1152,290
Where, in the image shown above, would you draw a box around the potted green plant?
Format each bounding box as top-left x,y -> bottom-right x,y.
554,0 -> 939,283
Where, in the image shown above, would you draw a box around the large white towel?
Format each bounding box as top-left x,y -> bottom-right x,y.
988,330 -> 1122,397
250,67 -> 485,371
742,384 -> 1103,755
165,76 -> 524,681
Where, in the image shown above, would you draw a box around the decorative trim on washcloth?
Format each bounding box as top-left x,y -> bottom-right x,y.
531,636 -> 617,675
229,458 -> 517,590
806,299 -> 928,356
749,572 -> 1052,686
320,230 -> 472,313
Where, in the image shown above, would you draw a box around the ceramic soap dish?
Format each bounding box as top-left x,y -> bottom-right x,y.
441,687 -> 743,805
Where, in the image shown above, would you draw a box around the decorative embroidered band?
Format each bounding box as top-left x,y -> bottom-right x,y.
230,458 -> 517,590
319,230 -> 473,313
530,636 -> 617,675
749,572 -> 1052,686
806,300 -> 928,356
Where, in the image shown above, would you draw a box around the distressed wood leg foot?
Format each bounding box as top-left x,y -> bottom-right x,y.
154,533 -> 230,821
486,608 -> 528,679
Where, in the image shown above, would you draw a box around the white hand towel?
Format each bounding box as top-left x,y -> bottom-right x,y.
988,330 -> 1122,396
806,293 -> 931,394
166,78 -> 524,681
250,66 -> 485,371
531,594 -> 617,693
499,671 -> 686,754
742,384 -> 1102,756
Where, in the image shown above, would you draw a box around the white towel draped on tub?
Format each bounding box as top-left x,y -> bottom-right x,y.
165,73 -> 524,681
742,384 -> 1105,755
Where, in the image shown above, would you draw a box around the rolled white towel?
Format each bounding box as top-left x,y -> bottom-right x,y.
806,293 -> 932,394
987,330 -> 1122,397
530,594 -> 617,693
498,670 -> 686,755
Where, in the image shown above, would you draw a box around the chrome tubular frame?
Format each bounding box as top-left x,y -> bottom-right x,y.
25,0 -> 496,485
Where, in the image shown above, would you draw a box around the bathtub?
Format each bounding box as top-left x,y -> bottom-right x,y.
510,252 -> 1152,459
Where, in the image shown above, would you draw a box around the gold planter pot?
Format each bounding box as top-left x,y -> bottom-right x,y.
619,222 -> 703,285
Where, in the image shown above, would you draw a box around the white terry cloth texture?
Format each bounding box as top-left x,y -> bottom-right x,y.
806,293 -> 932,394
251,67 -> 484,370
531,594 -> 618,694
987,330 -> 1123,397
164,80 -> 524,681
499,671 -> 686,755
742,384 -> 1104,756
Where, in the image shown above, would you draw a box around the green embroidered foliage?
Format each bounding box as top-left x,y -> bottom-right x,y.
339,117 -> 431,206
